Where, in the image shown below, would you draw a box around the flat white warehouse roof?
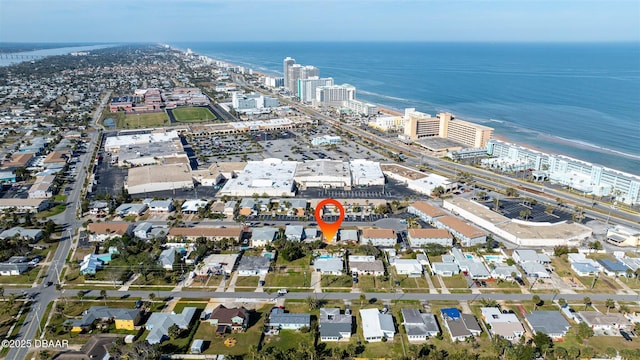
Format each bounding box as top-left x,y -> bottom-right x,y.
219,158 -> 297,196
350,159 -> 384,185
104,130 -> 180,150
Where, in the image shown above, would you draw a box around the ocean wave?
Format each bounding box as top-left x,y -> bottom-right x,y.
357,90 -> 412,103
540,134 -> 640,160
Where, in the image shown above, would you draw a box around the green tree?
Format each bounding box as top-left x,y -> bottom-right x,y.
532,332 -> 553,358
583,296 -> 591,310
554,347 -> 568,359
100,289 -> 107,306
359,294 -> 366,306
605,298 -> 615,314
532,295 -> 542,310
558,298 -> 567,307
432,186 -> 446,197
77,290 -> 85,303
505,187 -> 519,197
576,322 -> 594,339
306,296 -> 319,311
168,323 -> 183,339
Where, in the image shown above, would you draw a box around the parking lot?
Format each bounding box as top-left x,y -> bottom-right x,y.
482,199 -> 575,223
186,132 -> 264,166
0,183 -> 29,199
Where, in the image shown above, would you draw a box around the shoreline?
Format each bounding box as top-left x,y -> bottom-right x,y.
178,46 -> 639,176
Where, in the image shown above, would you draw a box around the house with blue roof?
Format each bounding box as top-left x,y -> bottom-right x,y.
597,259 -> 631,277
80,253 -> 112,275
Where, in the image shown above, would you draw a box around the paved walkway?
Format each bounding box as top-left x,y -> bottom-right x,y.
436,275 -> 450,294
311,271 -> 322,293
226,273 -> 240,292
424,273 -> 439,294
118,274 -> 139,292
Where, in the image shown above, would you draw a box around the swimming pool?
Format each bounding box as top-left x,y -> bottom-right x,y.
465,254 -> 474,259
483,255 -> 504,262
317,255 -> 333,259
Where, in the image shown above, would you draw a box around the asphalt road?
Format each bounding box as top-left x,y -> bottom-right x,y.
4,92 -> 108,360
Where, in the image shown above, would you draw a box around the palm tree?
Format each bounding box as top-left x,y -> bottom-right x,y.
77,290 -> 85,304
558,298 -> 567,307
583,296 -> 591,310
605,298 -> 615,314
359,294 -> 366,306
532,295 -> 541,310
0,287 -> 4,299
100,290 -> 107,306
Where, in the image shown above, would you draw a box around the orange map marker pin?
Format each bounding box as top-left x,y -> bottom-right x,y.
315,198 -> 345,242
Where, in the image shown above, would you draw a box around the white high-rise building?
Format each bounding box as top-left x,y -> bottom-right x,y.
315,84 -> 356,106
297,77 -> 334,103
283,57 -> 295,91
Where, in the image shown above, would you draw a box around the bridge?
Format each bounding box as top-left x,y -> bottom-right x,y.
0,53 -> 46,60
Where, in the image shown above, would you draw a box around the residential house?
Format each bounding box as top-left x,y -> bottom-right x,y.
481,307 -> 525,340
0,171 -> 16,183
440,308 -> 482,341
520,262 -> 551,278
577,312 -> 631,331
237,256 -> 270,276
314,257 -> 344,275
223,201 -> 237,217
450,248 -> 491,279
392,259 -> 423,277
0,262 -> 31,276
87,223 -> 132,243
348,255 -> 385,276
251,227 -> 278,247
88,201 -> 109,215
0,198 -> 50,213
69,306 -> 141,332
208,305 -> 250,335
0,227 -> 43,242
181,199 -> 209,214
319,308 -> 353,342
597,259 -> 631,277
512,250 -> 551,265
431,262 -> 460,277
361,228 -> 397,247
80,253 -> 112,275
339,229 -> 359,243
115,203 -> 148,217
168,227 -> 243,242
195,254 -> 240,276
284,225 -> 304,242
407,228 -> 453,248
276,198 -> 307,216
133,222 -> 153,240
158,248 -> 182,270
238,198 -> 258,216
304,227 -> 321,241
402,309 -> 440,342
268,308 -> 311,330
491,265 -> 522,280
144,199 -> 174,213
571,262 -> 600,276
407,201 -> 446,223
146,307 -> 197,344
525,311 -> 571,340
360,308 -> 395,342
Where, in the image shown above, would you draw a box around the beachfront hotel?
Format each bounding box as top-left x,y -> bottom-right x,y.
484,139 -> 640,205
402,110 -> 494,148
297,77 -> 334,103
284,57 -> 320,96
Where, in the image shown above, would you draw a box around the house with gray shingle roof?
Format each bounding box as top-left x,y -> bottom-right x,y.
146,307 -> 197,344
402,308 -> 440,342
268,308 -> 310,330
319,308 -> 352,342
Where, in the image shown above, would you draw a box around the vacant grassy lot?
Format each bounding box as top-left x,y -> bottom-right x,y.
234,276 -> 259,287
123,111 -> 169,128
440,274 -> 469,289
173,107 -> 216,122
321,275 -> 353,288
265,270 -> 310,288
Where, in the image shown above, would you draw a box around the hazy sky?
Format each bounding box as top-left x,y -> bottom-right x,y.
1,0 -> 638,43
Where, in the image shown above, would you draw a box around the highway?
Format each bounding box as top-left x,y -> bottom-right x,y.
4,92 -> 108,360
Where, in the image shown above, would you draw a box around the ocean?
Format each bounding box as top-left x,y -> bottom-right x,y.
173,41 -> 640,174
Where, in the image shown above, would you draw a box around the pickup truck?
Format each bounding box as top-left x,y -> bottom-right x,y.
277,289 -> 288,295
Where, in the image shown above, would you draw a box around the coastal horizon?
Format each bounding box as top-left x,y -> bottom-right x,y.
169,41 -> 640,174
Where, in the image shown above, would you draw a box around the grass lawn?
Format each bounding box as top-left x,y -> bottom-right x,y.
53,194 -> 68,202
557,330 -> 640,356
440,274 -> 469,289
123,111 -> 169,128
262,329 -> 315,351
265,270 -> 310,288
187,274 -> 223,288
397,275 -> 430,289
172,107 -> 216,122
0,267 -> 40,284
276,254 -> 311,269
234,276 -> 259,287
550,257 -> 576,278
172,301 -> 208,313
321,275 -> 353,288
194,304 -> 269,356
37,204 -> 66,218
576,276 -> 620,293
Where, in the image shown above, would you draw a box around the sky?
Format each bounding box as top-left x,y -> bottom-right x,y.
0,0 -> 639,43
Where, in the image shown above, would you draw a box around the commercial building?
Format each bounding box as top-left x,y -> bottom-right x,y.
606,225 -> 640,247
218,158 -> 297,197
125,163 -> 194,195
283,57 -> 296,92
403,110 -> 494,149
104,130 -> 181,154
283,57 -> 319,95
350,159 -> 385,186
485,139 -> 640,205
231,92 -> 279,112
433,215 -> 487,247
315,84 -> 356,106
294,159 -> 351,189
442,198 -> 591,247
407,201 -> 447,223
311,135 -> 342,146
